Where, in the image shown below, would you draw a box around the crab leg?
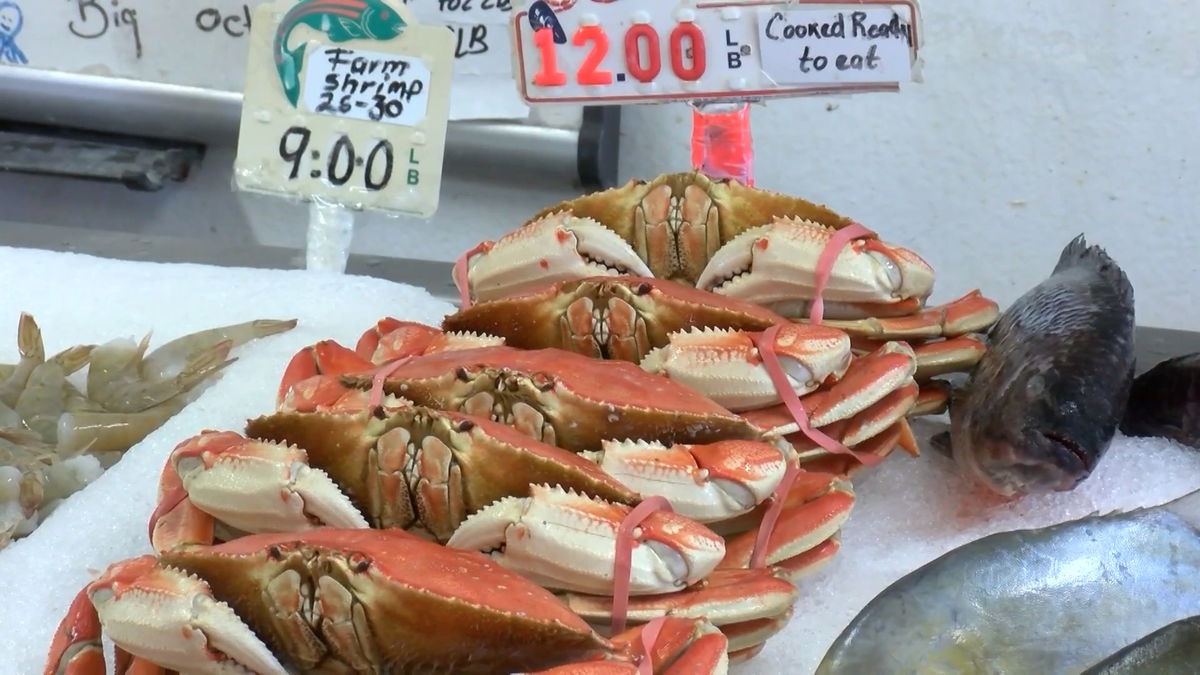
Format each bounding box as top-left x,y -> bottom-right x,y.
741,341 -> 918,436
851,333 -> 988,380
718,476 -> 854,580
528,617 -> 730,675
818,289 -> 1000,340
912,380 -> 952,417
562,566 -> 796,628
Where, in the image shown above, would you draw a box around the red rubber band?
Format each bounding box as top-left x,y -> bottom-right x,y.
611,496 -> 674,636
451,240 -> 494,310
636,616 -> 669,675
367,356 -> 412,410
809,222 -> 877,325
750,460 -> 801,569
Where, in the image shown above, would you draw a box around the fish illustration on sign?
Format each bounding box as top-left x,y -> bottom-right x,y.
274,0 -> 407,107
0,1 -> 27,65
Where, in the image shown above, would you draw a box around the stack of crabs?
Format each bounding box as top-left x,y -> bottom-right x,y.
44,173 -> 999,674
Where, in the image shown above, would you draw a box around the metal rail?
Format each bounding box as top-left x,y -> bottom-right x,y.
0,67 -> 622,191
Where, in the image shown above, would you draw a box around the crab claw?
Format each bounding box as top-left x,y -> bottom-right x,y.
355,318 -> 506,365
277,340 -> 374,406
695,218 -> 935,319
640,324 -> 852,412
355,319 -> 444,363
447,484 -> 726,596
588,439 -> 788,523
465,212 -> 655,304
57,556 -> 287,675
154,430 -> 369,537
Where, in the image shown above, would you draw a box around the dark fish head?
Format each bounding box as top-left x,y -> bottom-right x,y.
949,234 -> 1136,498
955,426 -> 1100,496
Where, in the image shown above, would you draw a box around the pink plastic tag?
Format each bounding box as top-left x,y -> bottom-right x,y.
691,103 -> 754,186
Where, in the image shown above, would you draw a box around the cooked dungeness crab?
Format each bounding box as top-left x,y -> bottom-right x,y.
44,526 -> 734,674
135,327 -> 814,665
448,172 -> 999,417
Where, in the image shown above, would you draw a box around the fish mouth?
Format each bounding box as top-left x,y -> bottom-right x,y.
956,430 -> 1095,497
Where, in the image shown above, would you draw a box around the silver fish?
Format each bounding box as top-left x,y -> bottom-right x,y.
944,234 -> 1136,496
1082,615 -> 1200,674
1120,352 -> 1200,450
816,489 -> 1200,674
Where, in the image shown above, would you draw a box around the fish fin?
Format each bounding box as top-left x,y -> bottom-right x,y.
1052,234 -> 1133,300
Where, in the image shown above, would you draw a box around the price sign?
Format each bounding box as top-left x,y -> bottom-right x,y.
234,0 -> 455,218
511,0 -> 920,104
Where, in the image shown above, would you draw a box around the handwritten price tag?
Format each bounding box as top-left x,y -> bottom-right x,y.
512,1 -> 920,104
756,7 -> 915,84
233,0 -> 455,218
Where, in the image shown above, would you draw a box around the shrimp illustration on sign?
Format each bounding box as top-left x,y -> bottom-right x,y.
0,1 -> 27,65
274,0 -> 407,107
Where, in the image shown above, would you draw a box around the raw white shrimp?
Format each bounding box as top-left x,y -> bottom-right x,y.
137,318 -> 297,381
13,344 -> 95,444
85,318 -> 297,413
87,335 -> 235,413
0,313 -> 45,408
56,393 -> 194,458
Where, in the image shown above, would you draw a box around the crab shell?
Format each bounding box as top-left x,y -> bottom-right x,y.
338,346 -> 767,453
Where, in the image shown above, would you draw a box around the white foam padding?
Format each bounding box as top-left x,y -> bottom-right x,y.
1,245 -> 1199,674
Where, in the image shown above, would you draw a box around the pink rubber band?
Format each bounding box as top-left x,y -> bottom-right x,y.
753,324 -> 855,458
451,240 -> 494,310
611,496 -> 674,636
636,616 -> 669,675
750,460 -> 801,569
367,356 -> 412,410
809,222 -> 877,325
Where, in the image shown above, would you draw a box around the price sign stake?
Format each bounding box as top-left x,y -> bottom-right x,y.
234,0 -> 455,273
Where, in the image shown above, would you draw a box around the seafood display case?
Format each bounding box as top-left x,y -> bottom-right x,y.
3,1 -> 1200,674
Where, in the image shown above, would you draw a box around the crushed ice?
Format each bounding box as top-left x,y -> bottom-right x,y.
2,247 -> 1199,675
